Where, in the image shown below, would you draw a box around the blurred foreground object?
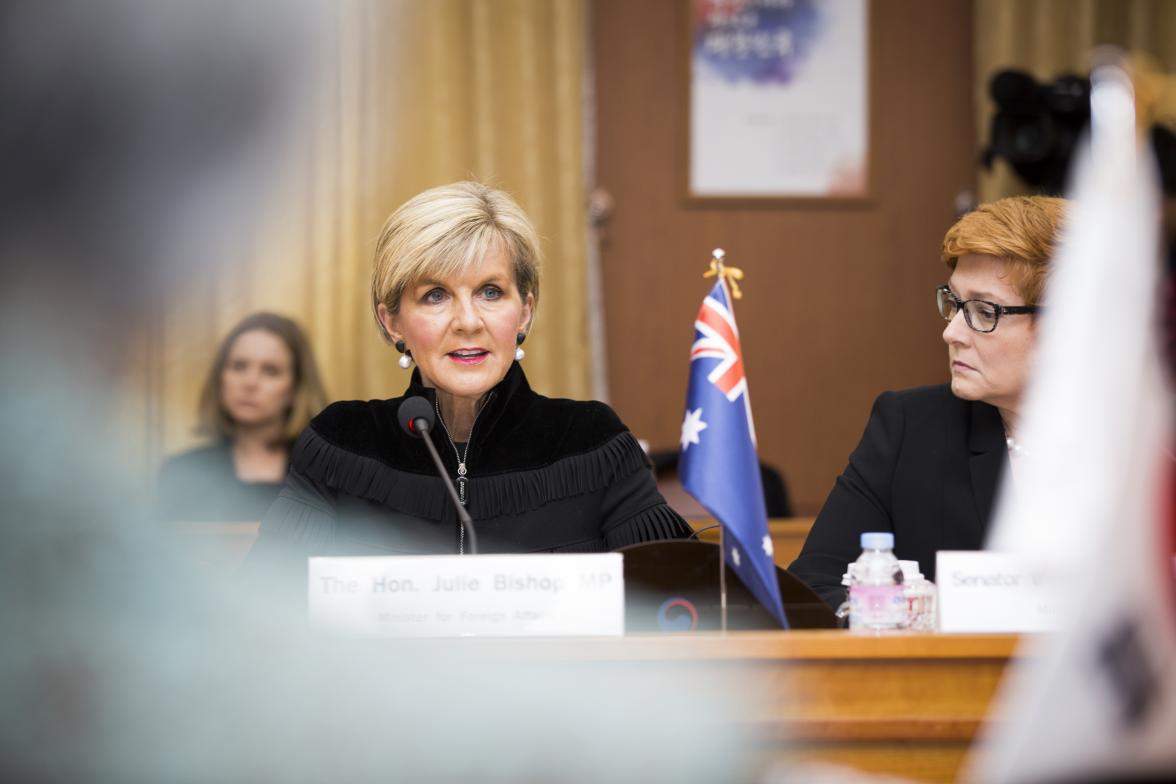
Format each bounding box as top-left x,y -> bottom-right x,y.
0,3 -> 754,781
972,57 -> 1176,782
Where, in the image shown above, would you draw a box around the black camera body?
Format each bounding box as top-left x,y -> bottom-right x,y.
981,69 -> 1091,195
981,68 -> 1176,201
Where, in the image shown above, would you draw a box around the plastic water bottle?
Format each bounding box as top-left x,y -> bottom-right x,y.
848,532 -> 907,631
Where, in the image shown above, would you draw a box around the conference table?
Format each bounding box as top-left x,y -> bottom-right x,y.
532,630 -> 1021,782
179,517 -> 818,575
690,516 -> 815,568
177,520 -> 1023,782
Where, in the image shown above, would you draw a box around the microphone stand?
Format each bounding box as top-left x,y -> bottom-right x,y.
413,420 -> 479,555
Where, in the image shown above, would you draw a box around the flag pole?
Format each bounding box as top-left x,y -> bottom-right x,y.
709,248 -> 732,634
718,521 -> 729,633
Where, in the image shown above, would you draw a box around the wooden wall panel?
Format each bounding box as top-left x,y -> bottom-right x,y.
593,0 -> 976,514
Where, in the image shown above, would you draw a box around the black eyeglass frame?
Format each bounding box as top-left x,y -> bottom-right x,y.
936,285 -> 1040,334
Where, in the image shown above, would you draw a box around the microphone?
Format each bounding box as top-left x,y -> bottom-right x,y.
397,396 -> 478,555
397,396 -> 435,437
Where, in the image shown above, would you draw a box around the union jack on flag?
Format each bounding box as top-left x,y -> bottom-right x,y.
680,275 -> 787,627
690,289 -> 748,402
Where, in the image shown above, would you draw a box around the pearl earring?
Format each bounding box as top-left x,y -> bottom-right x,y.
514,332 -> 526,362
395,340 -> 413,369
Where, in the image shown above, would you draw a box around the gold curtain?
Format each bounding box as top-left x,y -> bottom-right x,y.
975,0 -> 1176,202
144,0 -> 591,468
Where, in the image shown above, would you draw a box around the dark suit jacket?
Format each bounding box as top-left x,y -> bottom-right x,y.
788,385 -> 1007,608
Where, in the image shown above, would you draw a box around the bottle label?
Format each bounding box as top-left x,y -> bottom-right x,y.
849,584 -> 906,629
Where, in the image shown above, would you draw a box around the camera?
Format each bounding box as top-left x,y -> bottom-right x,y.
980,69 -> 1091,195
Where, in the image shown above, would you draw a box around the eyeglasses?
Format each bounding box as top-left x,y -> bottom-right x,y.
936,285 -> 1040,333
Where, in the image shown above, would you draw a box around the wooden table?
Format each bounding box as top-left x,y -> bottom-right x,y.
177,520 -> 819,574
691,517 -> 816,567
174,524 -> 1016,781
499,631 -> 1020,783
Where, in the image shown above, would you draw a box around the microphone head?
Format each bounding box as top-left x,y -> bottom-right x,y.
397,396 -> 434,438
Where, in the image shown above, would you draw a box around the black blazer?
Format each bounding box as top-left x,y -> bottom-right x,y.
788,384 -> 1007,608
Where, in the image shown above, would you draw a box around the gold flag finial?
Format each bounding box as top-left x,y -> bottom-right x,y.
703,247 -> 745,299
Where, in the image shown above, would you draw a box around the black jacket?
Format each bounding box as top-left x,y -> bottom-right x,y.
788,384 -> 1007,608
245,363 -> 691,575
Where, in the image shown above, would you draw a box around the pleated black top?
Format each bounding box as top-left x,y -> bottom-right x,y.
245,363 -> 691,575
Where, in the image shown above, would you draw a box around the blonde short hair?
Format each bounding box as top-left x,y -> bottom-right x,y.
370,181 -> 541,341
941,195 -> 1068,305
197,312 -> 328,444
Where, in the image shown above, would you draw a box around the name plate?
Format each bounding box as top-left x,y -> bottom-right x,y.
936,551 -> 1061,633
308,553 -> 624,638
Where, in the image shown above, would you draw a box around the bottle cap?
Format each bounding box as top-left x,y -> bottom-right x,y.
899,560 -> 922,580
860,531 -> 894,550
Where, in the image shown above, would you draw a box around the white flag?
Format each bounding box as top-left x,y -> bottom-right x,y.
971,63 -> 1176,782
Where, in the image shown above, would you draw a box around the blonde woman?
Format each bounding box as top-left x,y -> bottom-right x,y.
247,182 -> 689,571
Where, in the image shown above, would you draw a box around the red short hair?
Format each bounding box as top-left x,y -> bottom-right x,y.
942,196 -> 1068,304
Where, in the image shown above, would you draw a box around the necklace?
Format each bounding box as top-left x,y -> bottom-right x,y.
1005,436 -> 1030,458
433,394 -> 492,554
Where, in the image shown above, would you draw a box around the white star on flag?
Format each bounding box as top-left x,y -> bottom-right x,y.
762,534 -> 773,557
680,408 -> 708,451
730,547 -> 741,568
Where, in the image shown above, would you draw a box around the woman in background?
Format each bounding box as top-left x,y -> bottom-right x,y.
158,312 -> 328,522
789,196 -> 1067,608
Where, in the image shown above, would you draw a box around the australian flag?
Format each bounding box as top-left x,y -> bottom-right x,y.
679,277 -> 788,628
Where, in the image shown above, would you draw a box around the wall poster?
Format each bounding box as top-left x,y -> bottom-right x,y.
687,0 -> 870,202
